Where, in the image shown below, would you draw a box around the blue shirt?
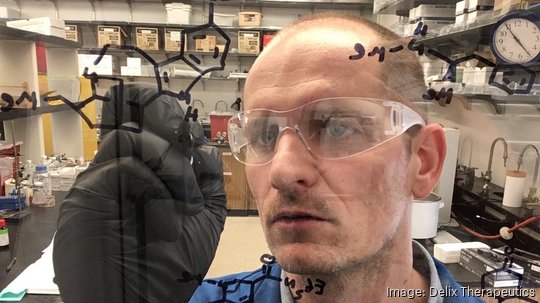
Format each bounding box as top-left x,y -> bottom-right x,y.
189,242 -> 485,303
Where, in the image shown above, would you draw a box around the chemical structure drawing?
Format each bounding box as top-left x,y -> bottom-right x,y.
349,22 -> 539,108
43,2 -> 230,132
191,254 -> 326,303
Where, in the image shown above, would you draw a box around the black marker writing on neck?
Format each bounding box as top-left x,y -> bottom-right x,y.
181,254 -> 328,302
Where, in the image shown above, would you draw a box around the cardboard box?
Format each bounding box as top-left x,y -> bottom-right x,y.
499,0 -> 540,14
468,0 -> 494,12
415,4 -> 456,19
409,7 -> 416,19
494,0 -> 504,12
195,35 -> 216,52
456,0 -> 469,14
467,10 -> 492,24
456,13 -> 468,25
97,25 -> 122,47
135,27 -> 159,51
64,24 -> 78,42
164,28 -> 187,52
238,31 -> 260,54
238,12 -> 262,26
414,18 -> 455,30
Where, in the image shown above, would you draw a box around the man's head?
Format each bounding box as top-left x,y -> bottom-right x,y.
242,13 -> 446,275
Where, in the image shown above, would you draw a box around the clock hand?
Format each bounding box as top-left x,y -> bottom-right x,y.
504,23 -> 531,57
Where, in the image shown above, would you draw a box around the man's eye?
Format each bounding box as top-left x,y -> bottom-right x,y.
258,124 -> 280,145
324,118 -> 354,138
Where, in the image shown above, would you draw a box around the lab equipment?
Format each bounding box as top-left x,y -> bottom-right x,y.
31,165 -> 54,207
480,137 -> 508,198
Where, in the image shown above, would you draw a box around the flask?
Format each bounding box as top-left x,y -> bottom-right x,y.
0,218 -> 8,247
31,164 -> 55,207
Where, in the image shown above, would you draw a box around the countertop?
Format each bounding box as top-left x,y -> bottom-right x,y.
0,191 -> 67,303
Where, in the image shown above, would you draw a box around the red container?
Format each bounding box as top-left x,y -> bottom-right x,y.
210,113 -> 233,142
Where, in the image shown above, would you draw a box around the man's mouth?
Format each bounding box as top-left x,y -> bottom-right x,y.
272,212 -> 327,224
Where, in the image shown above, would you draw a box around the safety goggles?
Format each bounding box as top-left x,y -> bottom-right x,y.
227,97 -> 425,166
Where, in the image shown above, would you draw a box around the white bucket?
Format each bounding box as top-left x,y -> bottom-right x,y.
411,192 -> 444,239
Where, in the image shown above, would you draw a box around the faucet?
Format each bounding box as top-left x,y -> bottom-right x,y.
481,137 -> 509,197
215,100 -> 228,112
517,144 -> 540,201
191,99 -> 204,110
191,99 -> 205,120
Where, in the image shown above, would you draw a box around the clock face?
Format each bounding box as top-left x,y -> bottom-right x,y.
492,14 -> 540,64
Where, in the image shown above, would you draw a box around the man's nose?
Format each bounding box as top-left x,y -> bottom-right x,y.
269,130 -> 319,190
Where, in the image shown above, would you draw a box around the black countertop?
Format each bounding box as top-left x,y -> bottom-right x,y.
452,173 -> 540,253
0,191 -> 67,303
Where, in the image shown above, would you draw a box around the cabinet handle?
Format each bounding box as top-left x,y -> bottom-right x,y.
223,172 -> 232,176
222,152 -> 232,156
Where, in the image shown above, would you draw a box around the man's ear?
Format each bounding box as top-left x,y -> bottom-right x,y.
411,124 -> 447,199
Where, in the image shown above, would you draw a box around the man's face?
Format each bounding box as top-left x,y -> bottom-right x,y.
244,24 -> 417,275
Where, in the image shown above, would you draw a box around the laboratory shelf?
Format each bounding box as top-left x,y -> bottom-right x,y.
113,75 -> 246,81
373,0 -> 458,16
0,103 -> 84,121
0,24 -> 81,48
65,19 -> 282,32
184,0 -> 372,10
416,4 -> 540,50
78,48 -> 259,57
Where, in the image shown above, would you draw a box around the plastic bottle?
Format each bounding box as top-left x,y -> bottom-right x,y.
31,164 -> 55,207
0,218 -> 8,247
23,160 -> 34,181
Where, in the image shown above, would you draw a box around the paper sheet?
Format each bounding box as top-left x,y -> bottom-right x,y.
0,238 -> 59,301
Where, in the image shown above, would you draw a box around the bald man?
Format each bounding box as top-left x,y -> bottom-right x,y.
189,13 -> 485,303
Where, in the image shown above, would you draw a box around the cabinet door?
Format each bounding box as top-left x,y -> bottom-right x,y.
247,187 -> 257,211
219,146 -> 247,210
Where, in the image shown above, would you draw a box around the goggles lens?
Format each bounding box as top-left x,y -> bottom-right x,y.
228,97 -> 425,165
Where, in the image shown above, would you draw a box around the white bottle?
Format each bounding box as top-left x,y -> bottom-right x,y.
32,164 -> 54,207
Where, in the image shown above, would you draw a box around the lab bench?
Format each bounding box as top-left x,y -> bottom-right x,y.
0,191 -> 67,303
452,173 -> 540,253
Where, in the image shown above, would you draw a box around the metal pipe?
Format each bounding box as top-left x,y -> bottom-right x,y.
517,144 -> 540,200
481,137 -> 508,197
192,99 -> 204,109
215,100 -> 228,112
487,137 -> 509,172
